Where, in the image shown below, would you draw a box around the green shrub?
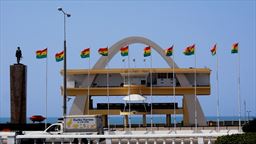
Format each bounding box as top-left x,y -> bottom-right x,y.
242,119 -> 256,132
215,133 -> 256,144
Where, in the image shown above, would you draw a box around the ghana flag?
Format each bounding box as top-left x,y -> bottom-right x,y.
36,48 -> 47,59
165,46 -> 173,56
231,43 -> 238,54
120,46 -> 128,56
211,44 -> 217,56
98,47 -> 108,56
183,44 -> 195,56
144,46 -> 151,57
55,51 -> 64,62
80,48 -> 90,58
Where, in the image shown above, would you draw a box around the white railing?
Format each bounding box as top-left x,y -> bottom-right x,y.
0,129 -> 242,144
0,132 -> 16,144
17,133 -> 228,139
14,131 -> 241,144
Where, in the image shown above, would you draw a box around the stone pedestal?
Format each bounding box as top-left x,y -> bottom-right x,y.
10,64 -> 27,124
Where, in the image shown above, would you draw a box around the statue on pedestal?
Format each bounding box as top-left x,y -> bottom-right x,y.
16,47 -> 22,64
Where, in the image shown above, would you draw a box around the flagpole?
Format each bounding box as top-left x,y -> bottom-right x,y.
45,52 -> 48,129
128,47 -> 131,131
172,48 -> 176,132
107,53 -> 110,132
88,54 -> 90,115
255,46 -> 256,118
150,50 -> 153,132
194,47 -> 197,132
244,101 -> 246,123
216,49 -> 220,132
144,58 -> 147,129
238,47 -> 241,132
121,58 -> 125,129
122,58 -> 126,85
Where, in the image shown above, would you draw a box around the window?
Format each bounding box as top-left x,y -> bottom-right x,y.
46,125 -> 61,132
158,73 -> 167,79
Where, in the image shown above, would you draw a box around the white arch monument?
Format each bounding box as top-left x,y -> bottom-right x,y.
69,36 -> 207,126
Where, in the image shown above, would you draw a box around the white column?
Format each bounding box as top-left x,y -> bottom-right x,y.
145,139 -> 148,144
153,139 -> 157,144
181,139 -> 184,144
190,138 -> 193,144
163,139 -> 166,144
96,139 -> 99,144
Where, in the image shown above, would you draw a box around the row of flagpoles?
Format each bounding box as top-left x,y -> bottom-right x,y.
36,43 -> 239,60
36,42 -> 240,132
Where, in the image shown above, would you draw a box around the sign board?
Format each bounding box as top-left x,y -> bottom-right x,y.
64,115 -> 102,132
66,117 -> 96,129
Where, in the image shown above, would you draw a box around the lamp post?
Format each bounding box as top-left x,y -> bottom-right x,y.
247,110 -> 251,122
58,7 -> 71,117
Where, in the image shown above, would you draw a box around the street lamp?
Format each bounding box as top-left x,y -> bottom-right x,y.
247,110 -> 251,122
58,7 -> 71,117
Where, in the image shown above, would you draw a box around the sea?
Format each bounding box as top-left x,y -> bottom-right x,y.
0,116 -> 251,125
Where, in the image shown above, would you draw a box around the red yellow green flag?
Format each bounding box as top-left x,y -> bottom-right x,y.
183,44 -> 195,56
120,46 -> 128,56
98,47 -> 108,56
144,46 -> 151,57
165,46 -> 173,56
211,44 -> 217,56
231,43 -> 238,54
36,48 -> 47,59
55,51 -> 64,62
80,48 -> 90,58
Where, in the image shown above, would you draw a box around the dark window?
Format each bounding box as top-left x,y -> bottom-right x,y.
158,73 -> 167,79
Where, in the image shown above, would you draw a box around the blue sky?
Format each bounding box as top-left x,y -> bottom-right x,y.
0,0 -> 255,118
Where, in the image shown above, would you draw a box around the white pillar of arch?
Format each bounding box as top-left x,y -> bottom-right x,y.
69,36 -> 207,126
